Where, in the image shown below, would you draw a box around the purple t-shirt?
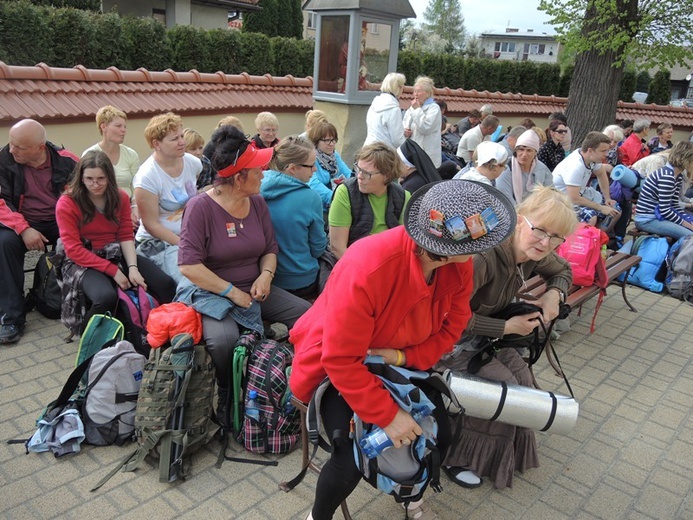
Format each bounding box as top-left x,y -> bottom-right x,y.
178,192 -> 278,291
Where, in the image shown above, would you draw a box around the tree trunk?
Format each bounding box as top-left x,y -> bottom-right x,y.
565,0 -> 639,148
565,49 -> 623,148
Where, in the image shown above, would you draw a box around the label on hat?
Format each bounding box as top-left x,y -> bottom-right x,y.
481,207 -> 500,233
444,215 -> 470,241
428,209 -> 445,237
465,213 -> 488,239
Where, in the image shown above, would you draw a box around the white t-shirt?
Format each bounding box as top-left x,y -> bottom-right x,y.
552,149 -> 603,194
134,153 -> 201,241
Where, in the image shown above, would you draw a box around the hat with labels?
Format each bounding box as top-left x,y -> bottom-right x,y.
404,180 -> 516,256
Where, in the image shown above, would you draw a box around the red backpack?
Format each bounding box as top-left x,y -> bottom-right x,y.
557,224 -> 609,332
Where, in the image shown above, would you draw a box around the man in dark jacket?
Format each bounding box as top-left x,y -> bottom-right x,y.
0,119 -> 77,344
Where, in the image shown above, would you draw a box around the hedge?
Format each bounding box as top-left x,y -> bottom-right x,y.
0,0 -> 570,97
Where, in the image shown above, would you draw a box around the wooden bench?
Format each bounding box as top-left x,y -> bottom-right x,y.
522,251 -> 642,318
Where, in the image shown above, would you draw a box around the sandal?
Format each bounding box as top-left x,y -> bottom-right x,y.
442,465 -> 483,489
404,503 -> 438,520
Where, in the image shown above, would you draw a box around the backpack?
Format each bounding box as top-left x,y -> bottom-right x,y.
282,358 -> 461,506
557,223 -> 608,287
618,235 -> 670,293
92,333 -> 216,489
82,341 -> 146,446
75,313 -> 125,371
665,235 -> 693,301
235,336 -> 300,454
116,286 -> 159,357
26,252 -> 61,319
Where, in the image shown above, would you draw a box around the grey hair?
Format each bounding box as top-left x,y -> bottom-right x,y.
480,104 -> 493,116
380,72 -> 406,96
508,126 -> 528,139
633,119 -> 651,133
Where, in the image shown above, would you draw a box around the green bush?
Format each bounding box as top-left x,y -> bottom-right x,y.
536,62 -> 560,96
0,0 -> 54,66
28,0 -> 100,10
51,7 -> 93,67
122,16 -> 172,72
441,54 -> 464,91
295,38 -> 315,77
169,25 -> 211,72
242,0 -> 278,38
84,11 -> 129,69
420,52 -> 447,88
207,28 -> 241,74
619,69 -> 637,102
647,70 -> 670,105
238,32 -> 273,75
496,60 -> 521,94
635,71 -> 651,93
397,50 -> 422,85
271,36 -> 303,76
558,65 -> 573,97
517,61 -> 539,96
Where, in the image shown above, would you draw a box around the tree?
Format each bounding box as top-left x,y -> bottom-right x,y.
647,70 -> 671,105
635,71 -> 651,93
242,0 -> 279,37
423,0 -> 465,53
539,0 -> 693,146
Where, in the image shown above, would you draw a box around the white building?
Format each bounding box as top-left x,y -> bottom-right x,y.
479,28 -> 560,64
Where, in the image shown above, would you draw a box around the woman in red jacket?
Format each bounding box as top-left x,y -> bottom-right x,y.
55,151 -> 175,335
290,180 -> 516,520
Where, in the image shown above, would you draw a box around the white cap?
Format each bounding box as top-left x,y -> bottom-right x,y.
476,141 -> 508,167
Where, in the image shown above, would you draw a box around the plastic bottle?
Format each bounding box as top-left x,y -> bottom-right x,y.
245,390 -> 261,422
359,408 -> 431,459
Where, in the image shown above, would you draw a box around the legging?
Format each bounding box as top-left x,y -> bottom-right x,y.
81,255 -> 176,332
311,384 -> 451,520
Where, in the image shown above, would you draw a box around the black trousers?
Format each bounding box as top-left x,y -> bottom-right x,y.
311,385 -> 451,520
80,255 -> 176,333
0,220 -> 59,326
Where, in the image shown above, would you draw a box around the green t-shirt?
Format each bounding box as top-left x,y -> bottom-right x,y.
328,183 -> 411,234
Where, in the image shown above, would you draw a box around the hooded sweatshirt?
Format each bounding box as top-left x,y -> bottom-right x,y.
364,93 -> 406,149
261,169 -> 327,290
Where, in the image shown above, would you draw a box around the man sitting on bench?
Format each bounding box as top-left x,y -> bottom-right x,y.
0,119 -> 77,344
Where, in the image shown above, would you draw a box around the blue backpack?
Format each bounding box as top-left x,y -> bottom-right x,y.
618,236 -> 670,292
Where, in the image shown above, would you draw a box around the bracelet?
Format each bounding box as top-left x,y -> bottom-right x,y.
263,269 -> 275,279
219,283 -> 234,297
395,350 -> 405,367
128,264 -> 138,269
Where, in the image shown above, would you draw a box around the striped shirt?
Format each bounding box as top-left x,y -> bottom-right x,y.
636,165 -> 684,224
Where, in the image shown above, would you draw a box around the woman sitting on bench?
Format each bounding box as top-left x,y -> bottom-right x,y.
436,186 -> 577,490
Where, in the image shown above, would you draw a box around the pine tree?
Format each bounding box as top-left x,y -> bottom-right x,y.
646,70 -> 671,105
423,0 -> 465,53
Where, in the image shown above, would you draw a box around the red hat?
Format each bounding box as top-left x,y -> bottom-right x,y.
217,141 -> 273,178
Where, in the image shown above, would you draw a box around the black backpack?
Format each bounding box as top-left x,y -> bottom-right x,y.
115,287 -> 159,357
25,252 -> 61,319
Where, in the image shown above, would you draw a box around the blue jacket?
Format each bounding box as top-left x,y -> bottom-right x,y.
261,170 -> 327,290
308,151 -> 352,212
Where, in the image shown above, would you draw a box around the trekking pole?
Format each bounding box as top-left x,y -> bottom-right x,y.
168,333 -> 195,482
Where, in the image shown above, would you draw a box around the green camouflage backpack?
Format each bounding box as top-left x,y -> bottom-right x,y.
92,334 -> 216,489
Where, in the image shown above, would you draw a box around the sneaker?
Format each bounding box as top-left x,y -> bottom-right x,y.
0,323 -> 24,344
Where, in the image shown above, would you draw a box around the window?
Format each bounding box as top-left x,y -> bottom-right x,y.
152,8 -> 165,24
538,44 -> 545,54
495,42 -> 501,52
530,44 -> 539,54
508,42 -> 515,53
307,12 -> 317,29
369,23 -> 379,34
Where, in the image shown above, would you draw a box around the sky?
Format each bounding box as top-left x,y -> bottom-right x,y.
407,0 -> 557,36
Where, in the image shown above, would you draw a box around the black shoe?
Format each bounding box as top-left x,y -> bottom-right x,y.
0,324 -> 24,344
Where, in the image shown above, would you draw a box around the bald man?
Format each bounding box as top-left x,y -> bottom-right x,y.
0,119 -> 77,343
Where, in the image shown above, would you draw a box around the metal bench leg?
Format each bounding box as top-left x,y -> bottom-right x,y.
619,274 -> 637,312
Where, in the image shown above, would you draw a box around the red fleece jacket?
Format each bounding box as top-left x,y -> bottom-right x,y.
289,226 -> 473,428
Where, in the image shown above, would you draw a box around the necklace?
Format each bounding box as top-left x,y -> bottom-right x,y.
238,217 -> 245,229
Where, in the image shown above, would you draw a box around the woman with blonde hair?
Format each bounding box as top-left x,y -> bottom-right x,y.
300,109 -> 328,140
84,105 -> 140,225
182,128 -> 213,190
403,76 -> 442,167
437,186 -> 577,490
134,112 -> 201,283
261,135 -> 327,297
364,72 -> 406,148
252,111 -> 280,149
329,142 -> 409,259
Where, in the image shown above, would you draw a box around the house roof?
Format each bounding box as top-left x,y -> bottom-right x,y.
0,61 -> 691,129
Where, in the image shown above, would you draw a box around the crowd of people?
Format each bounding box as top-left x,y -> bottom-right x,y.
1,75 -> 692,520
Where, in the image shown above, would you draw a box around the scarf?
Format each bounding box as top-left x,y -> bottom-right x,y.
316,149 -> 337,177
511,156 -> 536,204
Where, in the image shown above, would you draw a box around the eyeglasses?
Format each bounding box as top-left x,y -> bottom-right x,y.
83,177 -> 108,185
555,129 -> 568,134
522,215 -> 566,248
320,138 -> 338,145
353,163 -> 381,180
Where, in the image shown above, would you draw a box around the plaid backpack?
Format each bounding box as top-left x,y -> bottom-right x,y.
236,337 -> 300,454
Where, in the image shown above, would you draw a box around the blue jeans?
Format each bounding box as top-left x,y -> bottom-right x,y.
634,216 -> 693,240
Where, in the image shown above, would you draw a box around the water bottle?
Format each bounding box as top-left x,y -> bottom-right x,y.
245,390 -> 261,422
359,408 -> 431,459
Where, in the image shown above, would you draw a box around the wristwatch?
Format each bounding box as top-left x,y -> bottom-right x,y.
549,287 -> 566,303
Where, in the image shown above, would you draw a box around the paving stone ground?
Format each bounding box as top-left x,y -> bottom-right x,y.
1,270 -> 691,519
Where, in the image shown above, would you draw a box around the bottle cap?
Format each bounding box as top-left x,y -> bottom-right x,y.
248,390 -> 258,399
